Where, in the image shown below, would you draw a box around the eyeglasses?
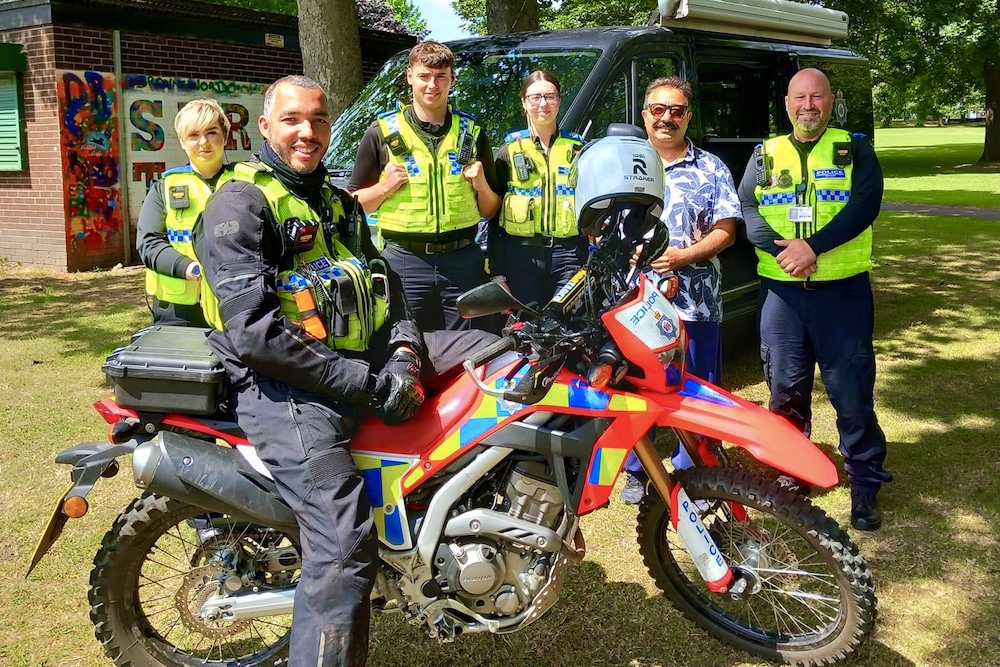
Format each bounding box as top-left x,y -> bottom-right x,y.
644,103 -> 689,119
524,93 -> 560,105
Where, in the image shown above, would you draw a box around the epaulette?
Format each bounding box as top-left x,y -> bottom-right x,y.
852,132 -> 868,140
377,109 -> 399,119
232,160 -> 271,183
504,129 -> 532,144
162,164 -> 195,177
454,109 -> 478,122
559,130 -> 584,143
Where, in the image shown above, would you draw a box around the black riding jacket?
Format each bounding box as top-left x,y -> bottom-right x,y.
194,146 -> 423,405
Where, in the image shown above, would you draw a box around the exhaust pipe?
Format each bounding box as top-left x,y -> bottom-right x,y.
133,431 -> 297,530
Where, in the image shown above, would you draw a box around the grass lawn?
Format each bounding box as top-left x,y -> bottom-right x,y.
2,202 -> 999,666
875,126 -> 999,209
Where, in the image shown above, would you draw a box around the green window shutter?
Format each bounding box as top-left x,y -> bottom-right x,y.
0,73 -> 25,172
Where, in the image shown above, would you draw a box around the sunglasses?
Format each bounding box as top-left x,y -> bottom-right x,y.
644,103 -> 689,119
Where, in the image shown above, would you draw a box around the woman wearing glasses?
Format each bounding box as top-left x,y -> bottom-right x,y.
492,70 -> 587,307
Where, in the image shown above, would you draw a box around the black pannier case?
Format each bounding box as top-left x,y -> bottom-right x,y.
103,326 -> 227,415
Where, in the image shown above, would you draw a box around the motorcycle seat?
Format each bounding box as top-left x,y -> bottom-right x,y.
351,365 -> 486,456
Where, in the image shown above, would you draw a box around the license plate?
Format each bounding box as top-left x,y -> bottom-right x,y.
26,483 -> 75,576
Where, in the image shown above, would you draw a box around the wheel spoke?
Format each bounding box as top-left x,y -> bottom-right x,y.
638,468 -> 874,663
93,498 -> 293,664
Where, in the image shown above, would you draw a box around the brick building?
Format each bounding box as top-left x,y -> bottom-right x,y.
0,0 -> 415,271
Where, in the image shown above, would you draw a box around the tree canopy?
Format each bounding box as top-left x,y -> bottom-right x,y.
452,0 -> 999,161
203,0 -> 426,35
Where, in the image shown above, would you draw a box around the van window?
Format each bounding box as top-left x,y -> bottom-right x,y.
694,56 -> 789,177
697,61 -> 782,140
581,70 -> 629,139
324,48 -> 602,169
633,57 -> 680,106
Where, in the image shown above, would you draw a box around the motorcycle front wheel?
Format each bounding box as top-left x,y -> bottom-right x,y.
89,493 -> 296,667
637,468 -> 876,667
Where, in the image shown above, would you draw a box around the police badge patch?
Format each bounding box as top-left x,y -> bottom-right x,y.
658,316 -> 676,338
834,90 -> 848,125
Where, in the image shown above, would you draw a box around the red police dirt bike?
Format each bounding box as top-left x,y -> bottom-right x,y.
29,262 -> 875,667
30,136 -> 874,667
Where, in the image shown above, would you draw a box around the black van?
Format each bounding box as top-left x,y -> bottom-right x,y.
324,6 -> 874,352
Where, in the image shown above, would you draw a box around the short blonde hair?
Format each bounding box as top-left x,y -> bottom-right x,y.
174,98 -> 231,140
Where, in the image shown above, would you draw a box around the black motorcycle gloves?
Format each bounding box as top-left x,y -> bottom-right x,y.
369,349 -> 425,425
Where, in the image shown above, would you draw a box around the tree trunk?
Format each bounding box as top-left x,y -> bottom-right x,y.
298,0 -> 363,120
980,58 -> 1000,163
486,0 -> 538,34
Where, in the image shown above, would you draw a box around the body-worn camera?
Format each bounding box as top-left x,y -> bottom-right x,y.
285,217 -> 320,254
386,131 -> 409,157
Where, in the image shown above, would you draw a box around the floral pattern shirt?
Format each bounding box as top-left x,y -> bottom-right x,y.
647,139 -> 742,323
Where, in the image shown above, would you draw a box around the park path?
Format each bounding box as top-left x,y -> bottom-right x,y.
882,201 -> 1000,220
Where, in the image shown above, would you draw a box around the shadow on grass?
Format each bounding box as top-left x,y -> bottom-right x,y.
878,143 -> 1000,179
0,271 -> 148,359
369,560 -> 917,667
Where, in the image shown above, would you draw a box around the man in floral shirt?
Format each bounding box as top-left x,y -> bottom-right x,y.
621,75 -> 742,504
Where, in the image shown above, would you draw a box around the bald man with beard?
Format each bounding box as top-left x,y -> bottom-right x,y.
738,68 -> 892,531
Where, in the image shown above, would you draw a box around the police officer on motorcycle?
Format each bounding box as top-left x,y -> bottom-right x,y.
195,75 -> 496,667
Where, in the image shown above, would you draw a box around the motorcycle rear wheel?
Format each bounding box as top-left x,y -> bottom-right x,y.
89,493 -> 294,666
637,468 -> 876,666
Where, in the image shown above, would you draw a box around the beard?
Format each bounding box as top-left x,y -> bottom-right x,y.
793,114 -> 826,134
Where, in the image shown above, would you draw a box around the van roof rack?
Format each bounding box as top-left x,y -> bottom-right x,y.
651,0 -> 849,46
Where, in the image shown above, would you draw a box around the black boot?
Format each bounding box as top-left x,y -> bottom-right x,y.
850,489 -> 882,531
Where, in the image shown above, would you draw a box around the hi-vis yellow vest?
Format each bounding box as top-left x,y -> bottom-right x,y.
375,106 -> 481,235
754,129 -> 872,281
500,129 -> 583,238
202,163 -> 387,352
145,166 -> 231,304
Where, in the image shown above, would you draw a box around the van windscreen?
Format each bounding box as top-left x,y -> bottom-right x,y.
324,48 -> 601,171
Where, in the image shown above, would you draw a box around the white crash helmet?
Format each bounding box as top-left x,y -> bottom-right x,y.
572,126 -> 664,242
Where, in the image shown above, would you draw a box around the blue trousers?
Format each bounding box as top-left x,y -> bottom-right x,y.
625,320 -> 721,476
758,273 -> 892,493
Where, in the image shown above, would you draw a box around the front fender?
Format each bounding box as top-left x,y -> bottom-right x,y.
650,376 -> 839,488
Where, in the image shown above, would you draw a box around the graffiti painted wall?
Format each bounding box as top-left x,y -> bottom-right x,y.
123,75 -> 267,237
57,70 -> 122,268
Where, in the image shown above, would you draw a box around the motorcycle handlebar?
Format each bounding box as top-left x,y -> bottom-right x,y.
462,336 -> 518,398
469,335 -> 517,368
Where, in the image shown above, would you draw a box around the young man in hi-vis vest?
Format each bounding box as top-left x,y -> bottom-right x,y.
350,41 -> 502,333
738,68 -> 892,531
195,75 -> 496,667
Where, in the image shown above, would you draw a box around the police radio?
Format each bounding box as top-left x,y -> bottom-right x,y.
752,145 -> 768,187
512,151 -> 532,181
456,131 -> 475,166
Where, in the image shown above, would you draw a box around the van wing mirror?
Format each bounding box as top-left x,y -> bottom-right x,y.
457,282 -> 539,320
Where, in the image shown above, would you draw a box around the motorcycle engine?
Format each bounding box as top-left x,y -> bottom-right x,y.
433,461 -> 564,617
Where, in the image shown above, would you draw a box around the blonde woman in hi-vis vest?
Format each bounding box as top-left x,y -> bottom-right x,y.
136,98 -> 232,327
